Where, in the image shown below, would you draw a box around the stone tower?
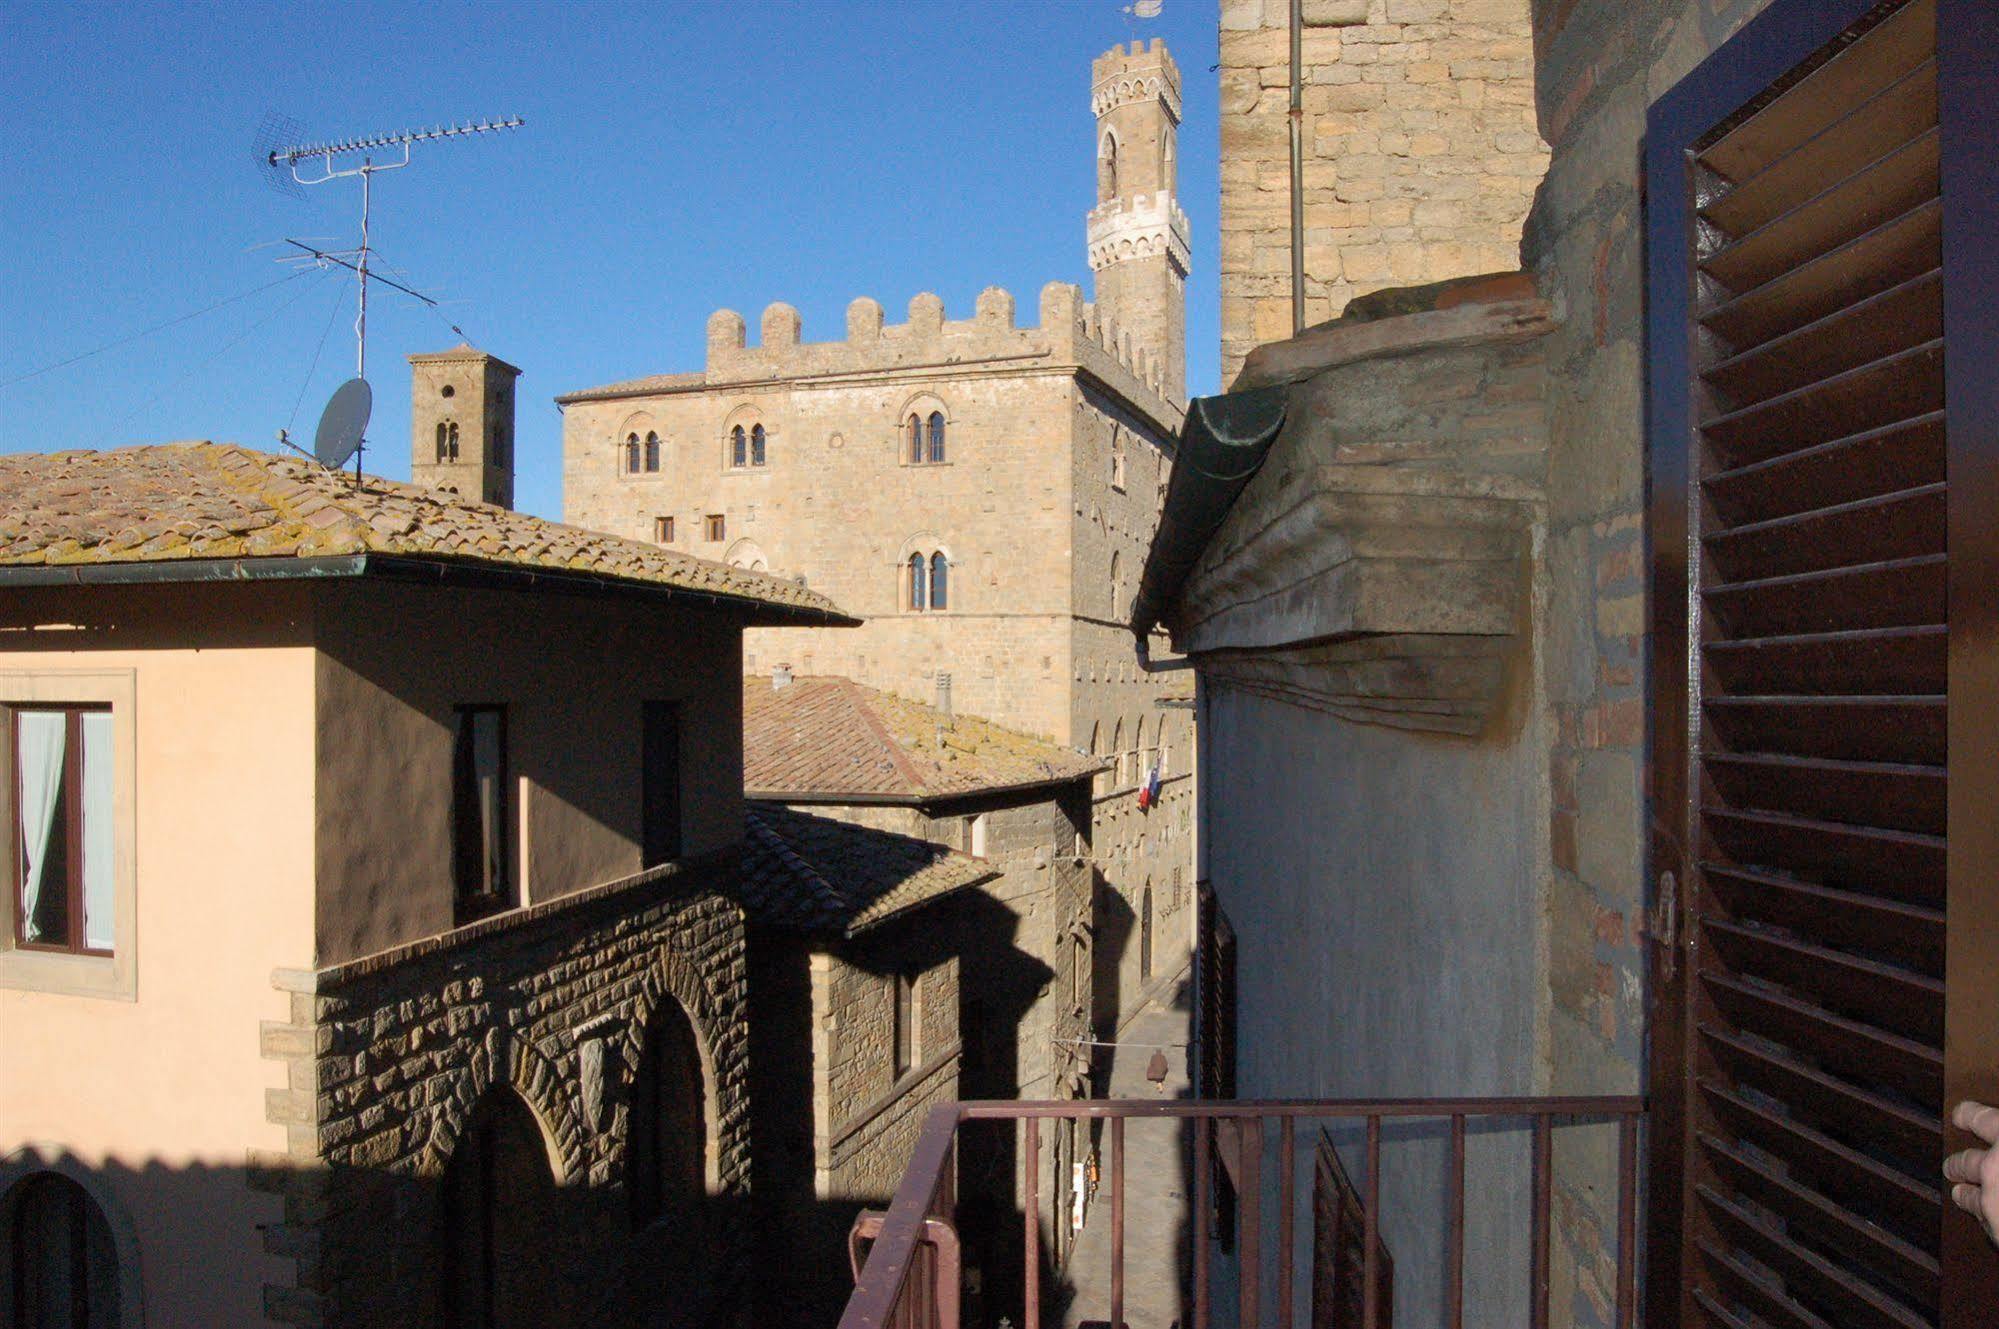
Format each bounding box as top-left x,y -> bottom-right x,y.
1088,39 -> 1189,405
408,345 -> 521,508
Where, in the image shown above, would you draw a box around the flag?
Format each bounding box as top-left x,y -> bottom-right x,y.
1137,761 -> 1162,810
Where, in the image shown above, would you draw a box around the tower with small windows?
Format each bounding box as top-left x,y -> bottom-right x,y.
409,344 -> 521,507
1088,39 -> 1188,405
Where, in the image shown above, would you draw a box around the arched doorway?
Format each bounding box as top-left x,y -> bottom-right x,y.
628,998 -> 715,1324
3,1171 -> 121,1328
440,1088 -> 561,1329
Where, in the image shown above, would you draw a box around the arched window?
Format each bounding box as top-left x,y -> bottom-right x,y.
906,415 -> 924,464
929,552 -> 949,611
926,411 -> 946,463
630,1000 -> 709,1230
907,553 -> 927,611
1110,720 -> 1124,786
1141,885 -> 1154,982
3,1171 -> 122,1328
441,1089 -> 558,1329
730,425 -> 747,469
1099,132 -> 1119,203
1111,435 -> 1127,490
643,432 -> 660,473
436,422 -> 450,463
625,434 -> 641,473
751,423 -> 767,467
1109,551 -> 1123,619
1162,131 -> 1176,194
1134,715 -> 1149,776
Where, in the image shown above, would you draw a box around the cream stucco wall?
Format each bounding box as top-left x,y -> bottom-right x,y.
311,579 -> 747,964
0,583 -> 316,1328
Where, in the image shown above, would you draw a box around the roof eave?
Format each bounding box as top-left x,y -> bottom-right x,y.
746,767 -> 1099,808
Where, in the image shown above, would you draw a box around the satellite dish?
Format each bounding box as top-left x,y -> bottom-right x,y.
314,377 -> 372,469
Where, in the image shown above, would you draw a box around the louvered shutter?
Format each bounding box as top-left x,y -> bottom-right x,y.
1653,0 -> 1972,1325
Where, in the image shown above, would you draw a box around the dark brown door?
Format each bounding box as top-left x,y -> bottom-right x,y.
1645,0 -> 1999,1323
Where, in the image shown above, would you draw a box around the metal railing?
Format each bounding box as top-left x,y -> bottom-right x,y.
839,1095 -> 1645,1329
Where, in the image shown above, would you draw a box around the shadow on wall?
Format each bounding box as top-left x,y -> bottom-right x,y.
0,1139 -> 749,1329
1092,870 -> 1137,1045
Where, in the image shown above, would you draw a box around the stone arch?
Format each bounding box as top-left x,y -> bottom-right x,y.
0,1144 -> 146,1328
437,1084 -> 565,1329
720,401 -> 768,469
896,392 -> 950,465
625,943 -> 732,1198
722,538 -> 769,573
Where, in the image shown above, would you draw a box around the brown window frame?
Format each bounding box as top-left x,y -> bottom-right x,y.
10,704 -> 113,957
653,515 -> 674,544
451,705 -> 513,924
704,514 -> 725,542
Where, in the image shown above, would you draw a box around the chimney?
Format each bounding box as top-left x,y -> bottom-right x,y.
772,663 -> 793,690
935,671 -> 953,721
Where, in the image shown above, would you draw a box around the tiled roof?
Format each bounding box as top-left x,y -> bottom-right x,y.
743,675 -> 1103,803
739,803 -> 995,937
0,443 -> 853,623
553,371 -> 707,404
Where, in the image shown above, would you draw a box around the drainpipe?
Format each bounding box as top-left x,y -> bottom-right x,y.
1289,0 -> 1306,336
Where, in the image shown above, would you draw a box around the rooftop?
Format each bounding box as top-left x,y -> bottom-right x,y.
739,803 -> 998,937
743,674 -> 1103,804
0,443 -> 855,624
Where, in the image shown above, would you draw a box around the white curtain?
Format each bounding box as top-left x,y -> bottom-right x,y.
80,711 -> 115,949
16,711 -> 66,942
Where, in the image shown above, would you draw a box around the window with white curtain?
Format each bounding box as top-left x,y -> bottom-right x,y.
12,706 -> 114,955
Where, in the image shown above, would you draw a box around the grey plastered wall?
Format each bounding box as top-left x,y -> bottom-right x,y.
1204,682 -> 1545,1327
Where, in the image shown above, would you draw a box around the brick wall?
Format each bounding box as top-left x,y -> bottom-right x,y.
1218,0 -> 1547,383
254,859 -> 750,1328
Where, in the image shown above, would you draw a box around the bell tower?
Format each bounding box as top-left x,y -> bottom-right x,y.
409,344 -> 521,508
1087,39 -> 1189,405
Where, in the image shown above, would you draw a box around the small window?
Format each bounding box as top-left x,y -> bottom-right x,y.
643,432 -> 660,473
906,415 -> 923,464
926,411 -> 946,464
625,434 -> 641,473
653,515 -> 674,544
642,702 -> 681,868
906,553 -> 927,611
929,552 -> 949,611
730,426 -> 747,469
892,971 -> 919,1078
751,423 -> 767,467
12,706 -> 115,955
1112,436 -> 1127,490
963,813 -> 987,858
705,514 -> 725,542
3,1171 -> 122,1326
441,384 -> 456,399
435,422 -> 450,464
452,706 -> 511,922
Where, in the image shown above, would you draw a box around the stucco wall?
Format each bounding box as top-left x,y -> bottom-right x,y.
310,580 -> 746,964
0,583 -> 316,1328
1204,683 -> 1543,1324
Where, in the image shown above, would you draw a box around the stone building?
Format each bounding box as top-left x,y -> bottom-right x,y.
733,802 -> 988,1323
0,443 -> 853,1327
1218,0 -> 1548,382
553,41 -> 1197,1024
740,670 -> 1105,1315
1132,0 -> 1998,1324
408,344 -> 520,508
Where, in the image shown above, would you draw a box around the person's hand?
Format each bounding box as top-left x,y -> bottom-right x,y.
1944,1100 -> 1999,1247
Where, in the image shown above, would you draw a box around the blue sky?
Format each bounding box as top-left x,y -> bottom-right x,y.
0,0 -> 1220,520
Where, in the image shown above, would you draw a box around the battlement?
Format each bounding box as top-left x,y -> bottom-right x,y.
1092,38 -> 1181,119
1086,192 -> 1192,276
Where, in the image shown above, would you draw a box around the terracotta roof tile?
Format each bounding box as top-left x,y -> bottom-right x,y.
0,443 -> 853,622
743,675 -> 1102,802
737,803 -> 994,936
553,371 -> 708,404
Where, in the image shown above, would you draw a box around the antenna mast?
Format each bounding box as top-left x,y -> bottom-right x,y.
263,116 -> 523,475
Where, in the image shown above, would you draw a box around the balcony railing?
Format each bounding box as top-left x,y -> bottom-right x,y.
839,1095 -> 1645,1329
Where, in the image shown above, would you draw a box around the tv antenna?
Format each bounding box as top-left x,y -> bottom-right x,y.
257,113 -> 523,477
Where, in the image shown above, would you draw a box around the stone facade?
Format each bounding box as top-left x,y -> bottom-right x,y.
1218,0 -> 1547,383
557,44 -> 1199,1023
254,858 -> 750,1327
408,344 -> 519,508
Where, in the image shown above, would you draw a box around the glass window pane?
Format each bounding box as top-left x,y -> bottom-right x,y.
930,553 -> 948,610
472,712 -> 504,895
80,711 -> 114,951
15,711 -> 68,945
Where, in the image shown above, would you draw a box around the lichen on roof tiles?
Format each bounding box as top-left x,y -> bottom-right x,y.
738,803 -> 993,937
0,442 -> 851,621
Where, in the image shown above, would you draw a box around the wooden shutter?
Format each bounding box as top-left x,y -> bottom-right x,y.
1648,0 -> 1999,1322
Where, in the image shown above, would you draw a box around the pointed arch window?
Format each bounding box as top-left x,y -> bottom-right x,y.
730,425 -> 747,469
751,423 -> 767,467
1110,719 -> 1125,787
643,432 -> 660,473
906,415 -> 924,464
906,553 -> 928,611
630,1000 -> 708,1230
441,1090 -> 557,1329
926,412 -> 946,463
436,422 -> 450,463
625,434 -> 641,473
929,552 -> 949,611
1099,132 -> 1119,203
